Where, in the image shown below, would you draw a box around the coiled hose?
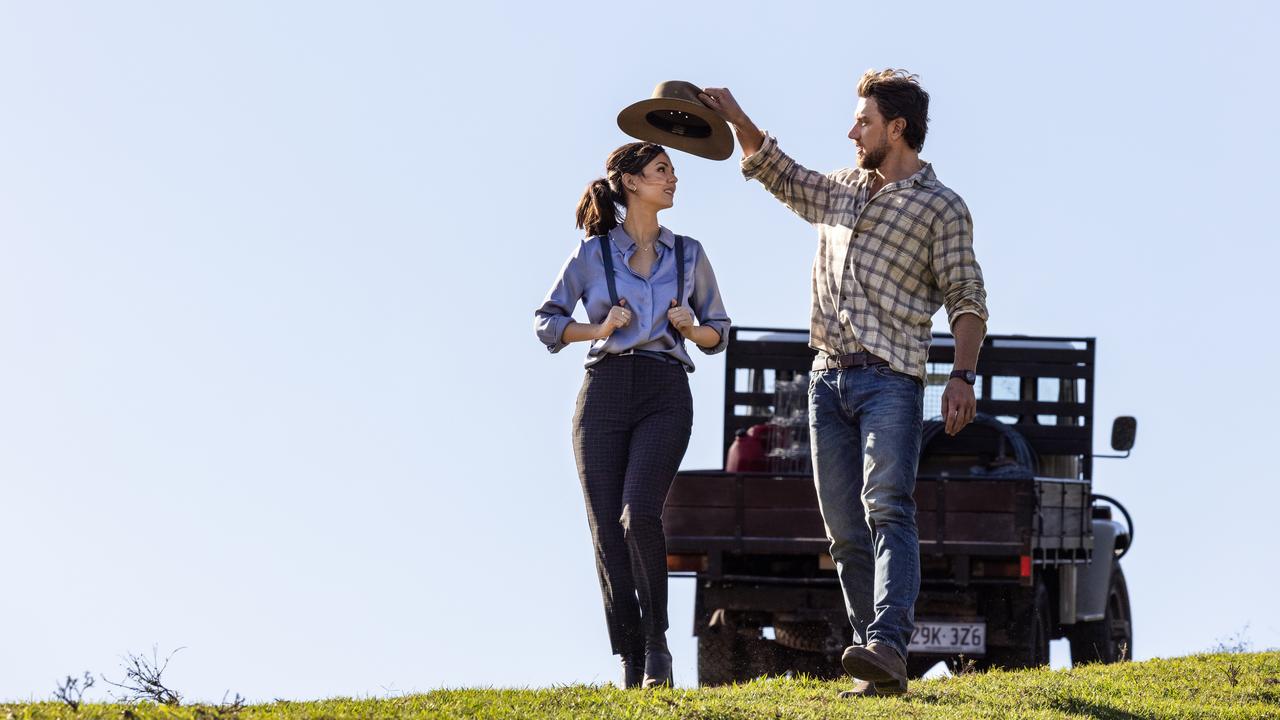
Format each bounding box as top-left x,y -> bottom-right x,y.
920,412 -> 1039,475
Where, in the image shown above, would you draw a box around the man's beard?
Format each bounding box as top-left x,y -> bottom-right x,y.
858,138 -> 890,169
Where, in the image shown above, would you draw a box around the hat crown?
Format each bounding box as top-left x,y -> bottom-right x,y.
650,81 -> 703,104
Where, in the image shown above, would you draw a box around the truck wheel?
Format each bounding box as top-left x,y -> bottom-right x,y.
697,625 -> 741,686
1068,564 -> 1132,665
773,622 -> 830,653
771,644 -> 845,680
698,625 -> 775,686
985,581 -> 1051,670
742,636 -> 779,679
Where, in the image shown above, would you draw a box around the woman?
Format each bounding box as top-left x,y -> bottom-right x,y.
534,142 -> 731,688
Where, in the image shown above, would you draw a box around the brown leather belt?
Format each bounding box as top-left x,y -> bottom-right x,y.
813,351 -> 889,371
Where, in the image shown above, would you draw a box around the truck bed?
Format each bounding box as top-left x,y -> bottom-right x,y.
664,470 -> 1093,573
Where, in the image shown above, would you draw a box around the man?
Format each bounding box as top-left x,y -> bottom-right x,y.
699,69 -> 988,697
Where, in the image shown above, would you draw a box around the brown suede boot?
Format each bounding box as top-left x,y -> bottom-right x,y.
841,643 -> 908,686
838,677 -> 908,698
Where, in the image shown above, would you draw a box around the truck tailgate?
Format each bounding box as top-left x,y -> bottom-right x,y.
664,471 -> 1091,559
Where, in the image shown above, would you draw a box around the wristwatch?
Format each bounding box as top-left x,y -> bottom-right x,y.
949,368 -> 977,385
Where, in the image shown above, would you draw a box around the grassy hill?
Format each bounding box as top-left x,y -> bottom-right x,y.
5,652 -> 1278,719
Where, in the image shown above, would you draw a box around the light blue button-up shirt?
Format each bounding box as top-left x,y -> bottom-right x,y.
534,225 -> 732,371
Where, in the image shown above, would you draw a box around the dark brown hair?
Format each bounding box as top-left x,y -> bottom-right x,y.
575,142 -> 667,237
857,68 -> 930,152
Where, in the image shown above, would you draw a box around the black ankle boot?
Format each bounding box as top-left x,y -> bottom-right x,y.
621,652 -> 645,689
642,637 -> 673,688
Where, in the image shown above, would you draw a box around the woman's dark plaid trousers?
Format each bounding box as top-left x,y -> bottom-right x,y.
572,354 -> 693,656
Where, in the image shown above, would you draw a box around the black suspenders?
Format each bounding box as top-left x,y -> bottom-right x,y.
671,235 -> 686,342
596,234 -> 687,307
674,234 -> 686,307
596,233 -> 688,341
597,234 -> 621,306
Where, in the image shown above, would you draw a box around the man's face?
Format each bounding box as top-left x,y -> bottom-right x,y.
848,97 -> 890,170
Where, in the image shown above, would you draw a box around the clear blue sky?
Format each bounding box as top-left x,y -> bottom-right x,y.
2,0 -> 1278,703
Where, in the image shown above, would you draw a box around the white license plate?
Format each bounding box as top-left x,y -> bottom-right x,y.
909,621 -> 986,654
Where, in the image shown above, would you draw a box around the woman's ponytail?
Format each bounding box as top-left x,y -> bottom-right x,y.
575,178 -> 620,237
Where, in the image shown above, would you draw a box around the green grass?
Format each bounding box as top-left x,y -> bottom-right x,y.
6,652 -> 1279,719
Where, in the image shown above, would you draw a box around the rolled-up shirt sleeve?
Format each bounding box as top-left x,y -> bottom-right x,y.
534,246 -> 585,353
930,195 -> 989,326
689,241 -> 732,355
740,134 -> 841,226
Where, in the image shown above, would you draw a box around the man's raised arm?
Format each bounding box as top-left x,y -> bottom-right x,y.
699,88 -> 764,157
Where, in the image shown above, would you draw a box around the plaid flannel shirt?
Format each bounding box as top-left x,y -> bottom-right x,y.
742,134 -> 989,380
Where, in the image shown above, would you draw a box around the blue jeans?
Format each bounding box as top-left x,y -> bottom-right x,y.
809,365 -> 923,658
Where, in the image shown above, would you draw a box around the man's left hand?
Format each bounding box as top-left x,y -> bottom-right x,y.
941,378 -> 976,436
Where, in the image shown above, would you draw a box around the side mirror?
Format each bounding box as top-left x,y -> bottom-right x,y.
1111,416 -> 1137,452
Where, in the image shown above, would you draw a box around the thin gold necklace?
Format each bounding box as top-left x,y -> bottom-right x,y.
630,231 -> 656,254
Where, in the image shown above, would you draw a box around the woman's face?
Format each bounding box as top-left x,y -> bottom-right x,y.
624,152 -> 677,210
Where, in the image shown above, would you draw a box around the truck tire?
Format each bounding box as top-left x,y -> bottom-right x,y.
771,644 -> 845,680
984,581 -> 1051,670
772,622 -> 830,653
697,625 -> 742,686
1068,564 -> 1132,665
698,625 -> 775,686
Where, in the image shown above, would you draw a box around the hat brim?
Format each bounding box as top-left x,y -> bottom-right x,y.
617,97 -> 734,161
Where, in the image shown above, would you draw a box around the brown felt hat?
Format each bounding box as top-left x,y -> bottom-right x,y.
617,81 -> 734,161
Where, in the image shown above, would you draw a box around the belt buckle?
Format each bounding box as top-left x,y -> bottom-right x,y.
853,351 -> 879,368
